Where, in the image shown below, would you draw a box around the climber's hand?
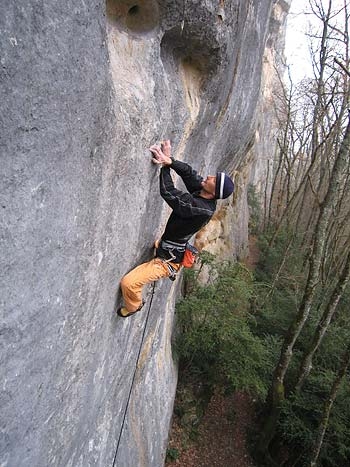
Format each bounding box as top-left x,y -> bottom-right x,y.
149,143 -> 172,166
161,140 -> 171,158
149,145 -> 163,164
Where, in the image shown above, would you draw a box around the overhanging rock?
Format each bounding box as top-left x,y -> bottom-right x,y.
1,1 -> 284,465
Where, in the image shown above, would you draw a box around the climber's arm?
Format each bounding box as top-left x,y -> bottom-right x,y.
169,160 -> 203,193
150,141 -> 203,193
158,166 -> 204,218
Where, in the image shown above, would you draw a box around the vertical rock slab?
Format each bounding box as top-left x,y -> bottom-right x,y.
0,1 -> 282,466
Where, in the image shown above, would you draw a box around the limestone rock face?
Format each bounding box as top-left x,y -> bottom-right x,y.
250,0 -> 292,209
1,1 -> 283,466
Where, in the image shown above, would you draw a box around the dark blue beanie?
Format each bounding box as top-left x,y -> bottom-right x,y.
215,172 -> 234,199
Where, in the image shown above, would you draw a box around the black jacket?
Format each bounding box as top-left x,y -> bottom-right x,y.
157,159 -> 216,262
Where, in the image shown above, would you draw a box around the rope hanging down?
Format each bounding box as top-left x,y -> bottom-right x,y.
112,282 -> 157,467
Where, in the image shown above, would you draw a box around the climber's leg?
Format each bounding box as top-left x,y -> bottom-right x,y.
119,258 -> 180,314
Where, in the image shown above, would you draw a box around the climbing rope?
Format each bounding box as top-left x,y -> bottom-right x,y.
112,281 -> 157,467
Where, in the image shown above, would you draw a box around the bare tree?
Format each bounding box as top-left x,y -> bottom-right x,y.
295,249 -> 350,390
309,343 -> 350,467
257,1 -> 350,461
268,0 -> 350,247
259,115 -> 350,458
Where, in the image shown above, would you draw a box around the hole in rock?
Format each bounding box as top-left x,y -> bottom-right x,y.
128,5 -> 139,15
106,0 -> 159,35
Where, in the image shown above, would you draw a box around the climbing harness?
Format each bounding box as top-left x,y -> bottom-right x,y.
160,239 -> 186,258
166,263 -> 177,281
157,239 -> 198,278
157,239 -> 186,281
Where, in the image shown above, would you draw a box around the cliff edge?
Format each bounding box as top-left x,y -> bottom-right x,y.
0,1 -> 288,466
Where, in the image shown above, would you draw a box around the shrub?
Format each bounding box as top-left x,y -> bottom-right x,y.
165,447 -> 179,462
175,260 -> 274,400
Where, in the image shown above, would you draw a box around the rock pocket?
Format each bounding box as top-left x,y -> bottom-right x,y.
106,0 -> 159,36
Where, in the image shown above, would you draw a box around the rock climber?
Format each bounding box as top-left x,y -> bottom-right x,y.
117,139 -> 234,318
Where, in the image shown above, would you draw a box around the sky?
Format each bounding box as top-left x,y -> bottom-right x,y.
285,0 -> 314,82
284,0 -> 348,83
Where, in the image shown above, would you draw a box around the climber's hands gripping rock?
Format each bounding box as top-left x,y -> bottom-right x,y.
149,140 -> 172,166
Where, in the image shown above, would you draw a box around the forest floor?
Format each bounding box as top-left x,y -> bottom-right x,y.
165,389 -> 258,467
165,236 -> 260,467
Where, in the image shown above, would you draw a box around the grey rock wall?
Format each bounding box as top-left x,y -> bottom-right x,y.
1,1 -> 280,466
249,0 -> 291,208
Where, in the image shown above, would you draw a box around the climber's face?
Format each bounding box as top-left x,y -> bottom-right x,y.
201,175 -> 216,196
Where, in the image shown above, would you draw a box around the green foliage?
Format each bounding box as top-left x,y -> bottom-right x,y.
175,260 -> 273,400
252,230 -> 306,340
277,372 -> 350,467
247,185 -> 262,234
165,447 -> 179,462
174,229 -> 350,467
252,229 -> 350,466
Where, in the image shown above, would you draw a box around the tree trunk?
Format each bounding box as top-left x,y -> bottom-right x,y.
259,116 -> 350,456
295,249 -> 350,391
269,2 -> 332,246
269,141 -> 285,226
309,344 -> 350,467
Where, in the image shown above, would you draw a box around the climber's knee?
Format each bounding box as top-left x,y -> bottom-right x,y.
120,273 -> 133,290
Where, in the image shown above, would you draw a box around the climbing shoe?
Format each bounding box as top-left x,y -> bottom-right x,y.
116,301 -> 145,318
117,307 -> 137,318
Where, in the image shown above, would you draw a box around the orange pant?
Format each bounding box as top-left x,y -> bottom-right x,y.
120,258 -> 181,312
